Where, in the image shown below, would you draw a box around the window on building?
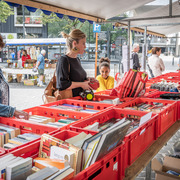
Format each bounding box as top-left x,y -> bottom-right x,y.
15,6 -> 42,26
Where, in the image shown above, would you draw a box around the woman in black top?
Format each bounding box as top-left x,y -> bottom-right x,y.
56,29 -> 91,97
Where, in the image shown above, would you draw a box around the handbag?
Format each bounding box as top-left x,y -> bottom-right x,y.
42,60 -> 72,104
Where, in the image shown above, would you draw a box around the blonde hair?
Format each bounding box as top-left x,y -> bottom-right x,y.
99,57 -> 110,69
61,29 -> 86,51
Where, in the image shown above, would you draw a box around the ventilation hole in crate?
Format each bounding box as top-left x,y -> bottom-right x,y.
44,112 -> 47,115
106,162 -> 110,168
113,156 -> 116,162
13,124 -> 16,127
88,169 -> 101,180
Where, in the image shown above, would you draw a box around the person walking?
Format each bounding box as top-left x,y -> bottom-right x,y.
148,47 -> 165,77
36,49 -> 46,87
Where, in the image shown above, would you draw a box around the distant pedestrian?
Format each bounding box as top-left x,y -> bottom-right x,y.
148,47 -> 165,77
36,49 -> 46,87
11,50 -> 15,61
22,50 -> 31,68
132,43 -> 141,70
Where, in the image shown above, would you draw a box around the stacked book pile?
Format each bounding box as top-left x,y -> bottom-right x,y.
123,102 -> 167,113
0,123 -> 40,149
28,115 -> 55,124
46,118 -> 78,128
50,104 -> 99,114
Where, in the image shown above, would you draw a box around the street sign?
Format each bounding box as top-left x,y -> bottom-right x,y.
112,43 -> 116,48
93,24 -> 101,33
98,31 -> 107,40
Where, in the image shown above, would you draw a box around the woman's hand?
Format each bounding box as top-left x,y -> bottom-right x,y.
14,110 -> 29,120
81,81 -> 92,90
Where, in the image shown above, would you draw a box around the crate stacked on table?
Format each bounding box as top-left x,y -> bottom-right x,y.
0,75 -> 179,180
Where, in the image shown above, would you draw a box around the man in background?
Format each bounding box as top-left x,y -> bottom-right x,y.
36,49 -> 46,87
132,43 -> 141,70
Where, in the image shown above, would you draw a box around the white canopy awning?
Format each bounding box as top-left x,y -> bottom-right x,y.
123,1 -> 180,35
5,38 -> 66,46
5,0 -> 154,22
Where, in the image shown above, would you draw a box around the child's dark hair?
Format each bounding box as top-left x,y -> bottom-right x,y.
99,57 -> 110,69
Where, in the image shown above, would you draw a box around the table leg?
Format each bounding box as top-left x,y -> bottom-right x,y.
145,161 -> 151,180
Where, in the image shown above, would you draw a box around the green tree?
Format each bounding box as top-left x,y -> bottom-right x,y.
41,12 -> 87,37
0,1 -> 14,23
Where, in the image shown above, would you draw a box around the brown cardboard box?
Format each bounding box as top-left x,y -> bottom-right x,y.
16,74 -> 22,83
152,156 -> 180,180
24,79 -> 37,86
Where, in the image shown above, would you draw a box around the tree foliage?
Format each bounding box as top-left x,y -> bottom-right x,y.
40,12 -> 128,44
0,1 -> 14,23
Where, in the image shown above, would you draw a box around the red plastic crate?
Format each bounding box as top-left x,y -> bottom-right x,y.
9,130 -> 125,180
70,107 -> 159,167
143,88 -> 158,97
70,94 -> 118,102
40,99 -> 113,114
117,97 -> 177,137
24,106 -> 90,130
0,117 -> 58,156
145,91 -> 180,121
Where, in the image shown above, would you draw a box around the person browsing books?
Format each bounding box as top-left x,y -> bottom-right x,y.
21,50 -> 31,68
96,57 -> 114,92
148,47 -> 165,77
56,29 -> 91,97
0,34 -> 29,120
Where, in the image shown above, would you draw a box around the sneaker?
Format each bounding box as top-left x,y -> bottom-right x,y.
39,84 -> 45,87
37,83 -> 40,87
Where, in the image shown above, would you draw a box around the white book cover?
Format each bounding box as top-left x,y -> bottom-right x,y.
84,122 -> 99,131
0,157 -> 22,178
65,132 -> 87,144
50,146 -> 75,169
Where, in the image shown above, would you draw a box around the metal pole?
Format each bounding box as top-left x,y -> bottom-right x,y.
127,21 -> 130,70
22,5 -> 25,39
169,0 -> 172,17
95,33 -> 98,77
88,23 -> 90,61
143,26 -> 147,71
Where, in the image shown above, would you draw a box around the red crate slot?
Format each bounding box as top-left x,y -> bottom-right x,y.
41,99 -> 112,112
24,106 -> 90,130
117,97 -> 177,137
0,117 -> 59,156
70,107 -> 158,167
9,130 -> 125,180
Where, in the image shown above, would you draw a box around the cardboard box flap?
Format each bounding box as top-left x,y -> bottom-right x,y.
152,158 -> 163,172
163,156 -> 180,173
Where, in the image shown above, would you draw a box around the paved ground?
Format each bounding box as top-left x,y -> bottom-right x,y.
3,55 -> 180,179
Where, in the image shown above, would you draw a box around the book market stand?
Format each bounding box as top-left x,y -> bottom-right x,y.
2,0 -> 180,179
0,69 -> 180,179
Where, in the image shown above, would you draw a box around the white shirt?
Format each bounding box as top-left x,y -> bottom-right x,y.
148,54 -> 165,77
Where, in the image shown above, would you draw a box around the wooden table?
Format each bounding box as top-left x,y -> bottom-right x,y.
124,121 -> 180,180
